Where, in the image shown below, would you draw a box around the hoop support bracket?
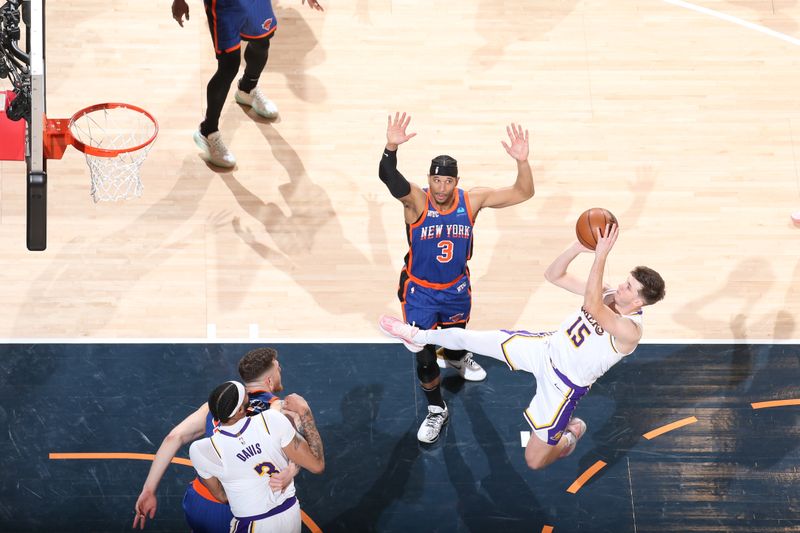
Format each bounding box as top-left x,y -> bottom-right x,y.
43,116 -> 73,160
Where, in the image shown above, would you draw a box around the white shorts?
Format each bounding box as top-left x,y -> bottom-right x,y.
231,499 -> 301,533
499,330 -> 589,446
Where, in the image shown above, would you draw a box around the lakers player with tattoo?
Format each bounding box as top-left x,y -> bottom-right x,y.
189,382 -> 324,532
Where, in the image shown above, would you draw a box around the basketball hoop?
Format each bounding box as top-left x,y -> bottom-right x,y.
44,103 -> 158,203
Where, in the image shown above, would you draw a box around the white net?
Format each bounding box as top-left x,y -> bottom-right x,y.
69,105 -> 157,203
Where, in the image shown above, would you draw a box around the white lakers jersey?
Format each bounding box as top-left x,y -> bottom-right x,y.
189,410 -> 296,518
548,291 -> 643,387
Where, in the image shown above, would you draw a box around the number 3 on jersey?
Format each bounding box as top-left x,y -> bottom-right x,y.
566,316 -> 591,347
436,240 -> 454,263
254,461 -> 278,477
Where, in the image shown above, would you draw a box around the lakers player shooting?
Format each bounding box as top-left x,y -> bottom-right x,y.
380,225 -> 665,468
378,112 -> 535,444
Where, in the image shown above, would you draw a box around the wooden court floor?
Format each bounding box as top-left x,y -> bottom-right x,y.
0,0 -> 799,341
0,1 -> 798,531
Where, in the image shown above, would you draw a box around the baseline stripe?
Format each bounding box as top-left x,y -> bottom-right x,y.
302,511 -> 323,533
50,453 -> 322,532
642,416 -> 698,440
751,399 -> 800,409
49,452 -> 192,466
566,460 -> 607,494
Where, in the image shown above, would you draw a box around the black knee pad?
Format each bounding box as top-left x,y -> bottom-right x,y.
416,346 -> 440,384
244,36 -> 270,54
215,49 -> 241,83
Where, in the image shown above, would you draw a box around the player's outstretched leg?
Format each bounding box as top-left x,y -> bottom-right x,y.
379,315 -> 509,363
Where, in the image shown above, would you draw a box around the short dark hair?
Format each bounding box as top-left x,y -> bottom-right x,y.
631,266 -> 665,305
238,347 -> 278,382
208,381 -> 242,423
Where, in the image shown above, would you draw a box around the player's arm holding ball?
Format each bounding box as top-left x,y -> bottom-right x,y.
583,225 -> 641,348
379,112 -> 428,224
544,240 -> 595,295
467,123 -> 535,217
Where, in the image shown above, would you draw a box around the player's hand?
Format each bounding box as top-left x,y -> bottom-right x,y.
282,406 -> 303,430
386,112 -> 417,151
594,224 -> 619,256
283,393 -> 312,417
302,0 -> 325,11
269,462 -> 298,493
501,123 -> 529,161
132,489 -> 157,529
172,0 -> 190,27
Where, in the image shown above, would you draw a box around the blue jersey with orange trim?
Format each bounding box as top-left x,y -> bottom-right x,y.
404,188 -> 474,287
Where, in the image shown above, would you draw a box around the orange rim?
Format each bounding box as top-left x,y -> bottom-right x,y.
68,102 -> 158,157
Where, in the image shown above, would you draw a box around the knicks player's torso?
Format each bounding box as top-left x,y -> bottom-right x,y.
548,291 -> 643,387
404,188 -> 475,285
210,410 -> 294,517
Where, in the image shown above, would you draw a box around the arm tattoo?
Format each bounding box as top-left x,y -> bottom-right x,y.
298,411 -> 324,461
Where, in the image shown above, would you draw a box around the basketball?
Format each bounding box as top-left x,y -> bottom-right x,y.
575,208 -> 618,250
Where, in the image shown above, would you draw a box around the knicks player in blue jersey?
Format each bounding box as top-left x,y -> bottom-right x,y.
171,0 -> 323,168
133,348 -> 300,532
378,112 -> 536,443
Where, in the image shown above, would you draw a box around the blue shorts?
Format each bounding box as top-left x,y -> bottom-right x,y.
182,481 -> 233,533
400,274 -> 471,329
204,0 -> 277,54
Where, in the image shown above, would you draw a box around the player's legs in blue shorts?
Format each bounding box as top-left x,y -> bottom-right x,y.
182,480 -> 233,533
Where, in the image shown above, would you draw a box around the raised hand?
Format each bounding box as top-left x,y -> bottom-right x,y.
501,123 -> 529,161
171,0 -> 190,27
594,224 -> 619,256
302,0 -> 325,11
386,112 -> 417,150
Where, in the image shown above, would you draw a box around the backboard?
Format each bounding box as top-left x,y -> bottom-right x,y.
0,0 -> 45,251
27,0 -> 45,251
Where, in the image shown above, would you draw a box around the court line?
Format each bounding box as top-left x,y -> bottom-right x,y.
49,452 -> 191,466
661,0 -> 800,47
642,416 -> 698,440
566,460 -> 607,494
1,337 -> 799,344
751,398 -> 800,409
49,452 -> 322,532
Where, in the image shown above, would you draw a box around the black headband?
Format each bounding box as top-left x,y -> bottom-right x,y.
429,161 -> 458,177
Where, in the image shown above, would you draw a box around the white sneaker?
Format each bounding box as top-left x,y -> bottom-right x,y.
417,404 -> 449,444
193,130 -> 236,168
436,348 -> 487,382
235,88 -> 279,119
378,315 -> 424,353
